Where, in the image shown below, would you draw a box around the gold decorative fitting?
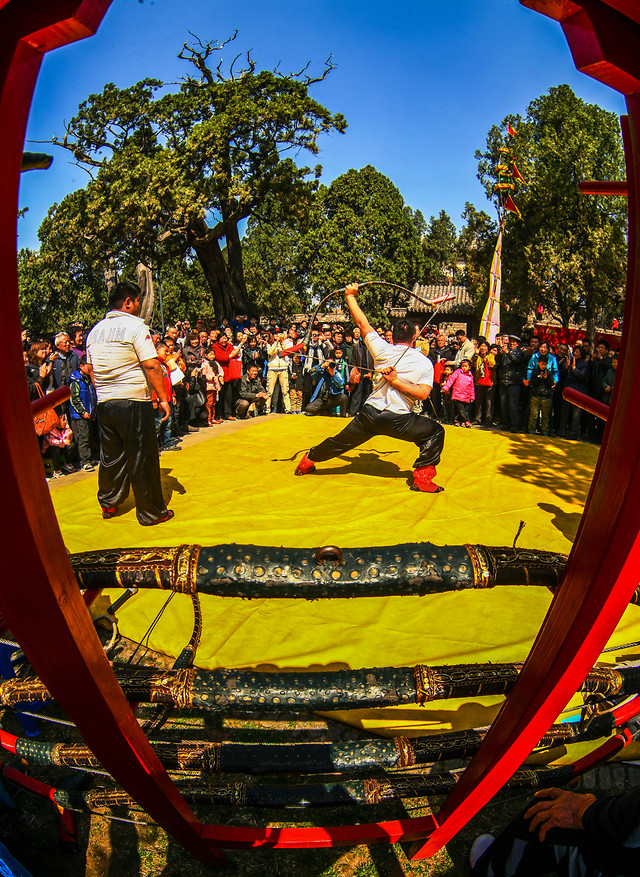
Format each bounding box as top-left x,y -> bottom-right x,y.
583,666 -> 623,696
0,678 -> 49,707
466,545 -> 493,587
414,665 -> 435,706
173,545 -> 201,594
173,668 -> 195,709
394,736 -> 416,767
363,778 -> 381,804
203,742 -> 222,773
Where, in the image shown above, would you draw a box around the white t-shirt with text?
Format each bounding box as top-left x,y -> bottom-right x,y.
86,311 -> 158,403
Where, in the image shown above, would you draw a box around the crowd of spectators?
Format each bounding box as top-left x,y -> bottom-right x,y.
23,312 -> 619,481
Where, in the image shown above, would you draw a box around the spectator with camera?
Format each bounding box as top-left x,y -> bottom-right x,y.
305,357 -> 348,417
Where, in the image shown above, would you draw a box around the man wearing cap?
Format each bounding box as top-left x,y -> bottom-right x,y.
303,328 -> 333,409
295,283 -> 445,493
86,280 -> 174,526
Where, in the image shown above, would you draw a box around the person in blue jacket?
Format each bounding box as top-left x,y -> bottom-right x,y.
68,356 -> 98,471
525,340 -> 559,384
305,359 -> 348,417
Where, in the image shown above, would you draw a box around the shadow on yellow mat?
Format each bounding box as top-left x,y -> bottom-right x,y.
51,418 -> 640,745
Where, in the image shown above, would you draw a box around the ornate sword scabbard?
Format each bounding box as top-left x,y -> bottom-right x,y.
69,542 -> 568,599
3,662 -> 634,714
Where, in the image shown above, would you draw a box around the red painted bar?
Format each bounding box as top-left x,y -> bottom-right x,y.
579,179 -> 628,195
563,387 -> 609,421
30,386 -> 69,417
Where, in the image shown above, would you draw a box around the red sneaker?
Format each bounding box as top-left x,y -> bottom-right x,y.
410,466 -> 444,493
295,452 -> 316,476
101,506 -> 118,519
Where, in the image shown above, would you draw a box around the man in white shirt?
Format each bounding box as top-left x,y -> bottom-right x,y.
86,281 -> 174,525
295,283 -> 445,493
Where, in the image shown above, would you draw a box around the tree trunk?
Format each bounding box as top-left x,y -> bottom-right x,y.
189,216 -> 257,322
224,210 -> 256,318
136,262 -> 155,326
103,258 -> 117,292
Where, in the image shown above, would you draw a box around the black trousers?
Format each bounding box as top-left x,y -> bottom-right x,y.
70,416 -> 94,467
308,403 -> 445,469
305,393 -> 348,417
96,400 -> 167,525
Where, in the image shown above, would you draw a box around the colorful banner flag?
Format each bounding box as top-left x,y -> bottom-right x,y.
479,226 -> 503,343
504,195 -> 522,218
512,162 -> 527,184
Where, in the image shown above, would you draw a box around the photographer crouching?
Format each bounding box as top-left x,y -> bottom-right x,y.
305,358 -> 348,417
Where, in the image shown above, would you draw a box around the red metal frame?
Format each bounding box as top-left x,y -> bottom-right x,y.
563,387 -> 610,420
3,0 -> 640,864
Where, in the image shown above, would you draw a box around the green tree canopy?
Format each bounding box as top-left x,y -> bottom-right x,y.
300,165 -> 425,322
476,84 -> 627,334
421,209 -> 459,283
242,192 -> 315,317
39,34 -> 346,321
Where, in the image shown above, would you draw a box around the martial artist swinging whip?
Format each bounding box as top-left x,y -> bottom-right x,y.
295,282 -> 446,493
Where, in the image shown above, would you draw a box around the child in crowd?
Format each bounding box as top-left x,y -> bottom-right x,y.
201,347 -> 224,425
153,342 -> 179,450
528,353 -> 556,436
332,347 -> 350,388
288,352 -> 305,413
440,363 -> 454,424
472,342 -> 495,426
68,355 -> 98,471
41,413 -> 76,479
442,359 -> 475,427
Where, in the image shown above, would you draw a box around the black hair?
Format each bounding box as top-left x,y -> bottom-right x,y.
392,319 -> 416,345
597,339 -> 611,349
108,280 -> 140,310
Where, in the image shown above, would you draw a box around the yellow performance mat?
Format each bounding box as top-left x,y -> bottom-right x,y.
51,418 -> 640,751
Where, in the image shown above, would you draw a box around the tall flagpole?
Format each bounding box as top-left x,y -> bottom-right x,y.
479,219 -> 504,342
478,126 -> 525,342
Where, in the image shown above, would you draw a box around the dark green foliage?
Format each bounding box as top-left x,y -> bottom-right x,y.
242,192 -> 316,317
18,246 -> 106,337
38,35 -> 346,322
421,210 -> 459,283
303,166 -> 425,322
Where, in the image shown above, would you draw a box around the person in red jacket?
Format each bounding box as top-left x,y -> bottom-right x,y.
442,359 -> 475,427
212,334 -> 240,421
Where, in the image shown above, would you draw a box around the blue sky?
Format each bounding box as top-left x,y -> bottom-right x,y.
19,0 -> 627,252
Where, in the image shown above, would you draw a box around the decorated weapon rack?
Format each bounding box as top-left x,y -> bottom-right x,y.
3,0 -> 640,867
3,539 -> 640,855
